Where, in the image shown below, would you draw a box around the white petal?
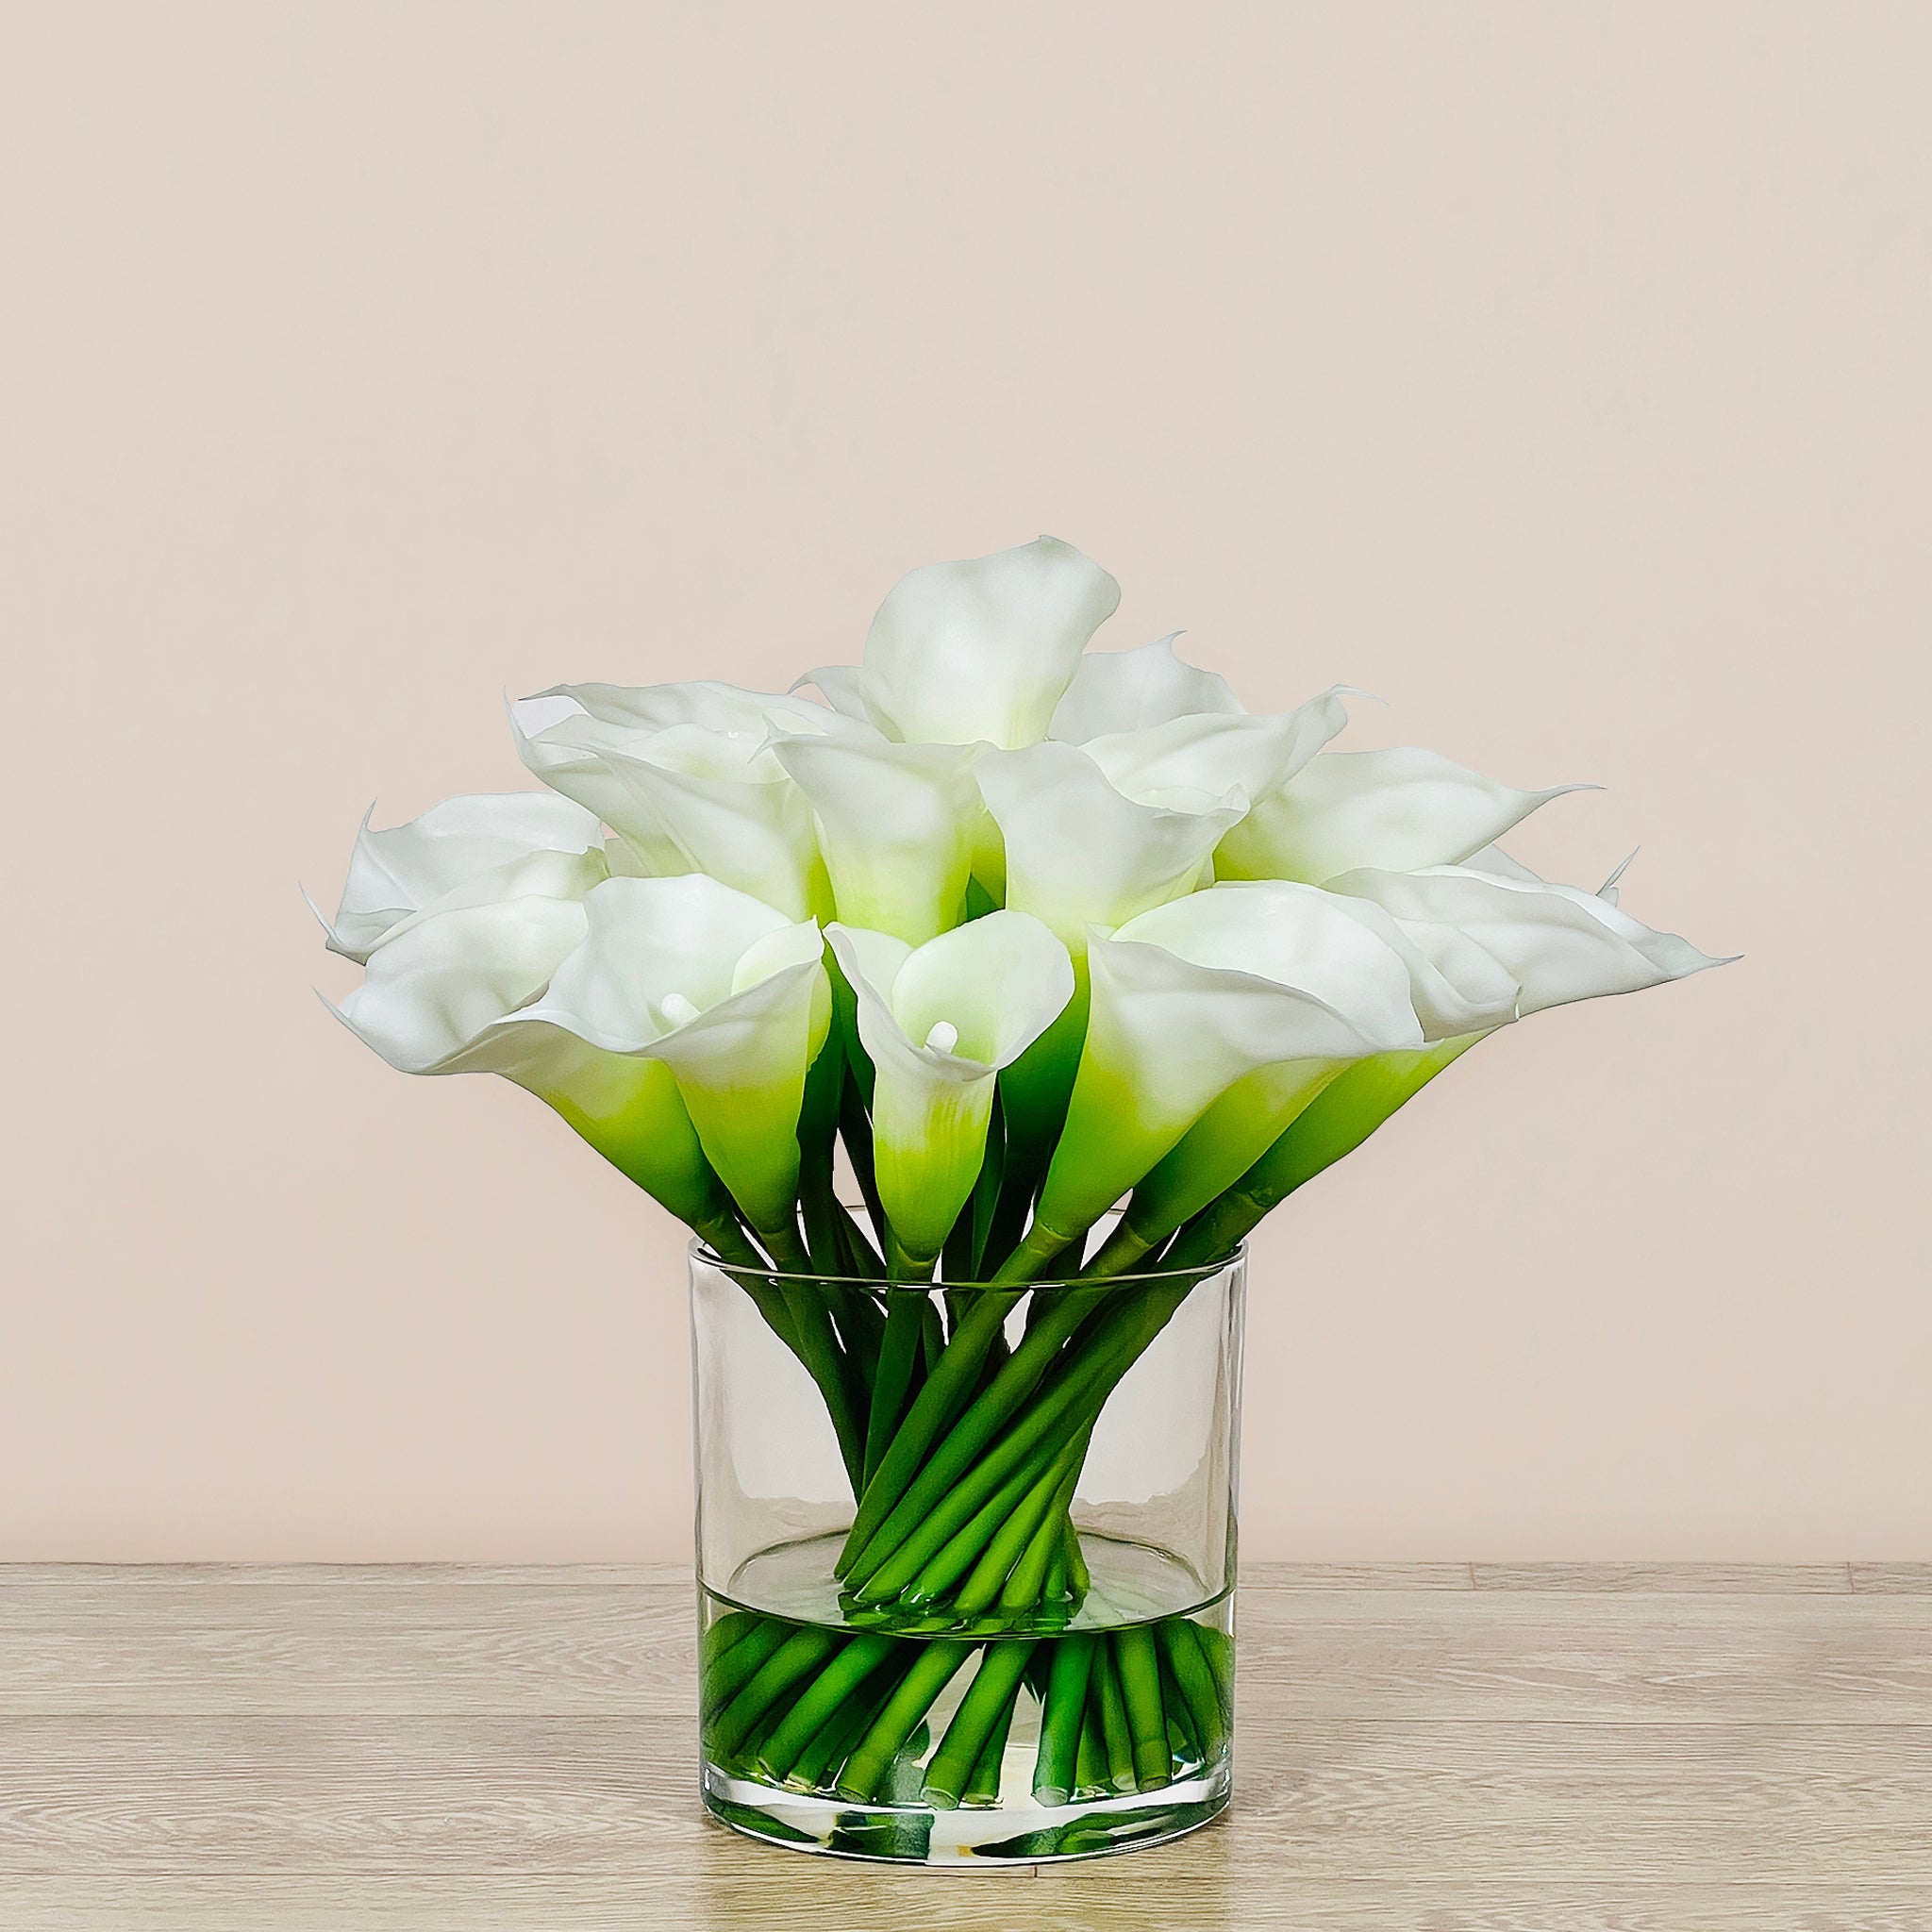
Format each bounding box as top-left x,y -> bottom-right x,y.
1031,883 -> 1424,1245
773,736 -> 981,943
1328,865 -> 1727,1017
520,874 -> 803,1052
1049,634 -> 1242,741
511,706 -> 828,921
883,910 -> 1074,1072
827,914 -> 1073,1261
860,536 -> 1120,748
326,885 -> 727,1226
1080,688 -> 1349,813
320,792 -> 605,962
792,665 -> 883,728
1109,883 -> 1427,1054
520,875 -> 830,1235
332,896 -> 590,1074
529,678 -> 846,743
975,741 -> 1239,950
1462,842 -> 1544,882
1218,746 -> 1589,885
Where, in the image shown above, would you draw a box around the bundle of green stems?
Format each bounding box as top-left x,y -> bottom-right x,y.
702,1607 -> 1233,1811
705,1043 -> 1271,1632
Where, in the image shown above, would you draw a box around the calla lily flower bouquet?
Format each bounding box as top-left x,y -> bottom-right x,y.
321,537 -> 1722,1857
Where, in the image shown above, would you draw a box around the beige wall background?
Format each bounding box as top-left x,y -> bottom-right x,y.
4,4 -> 1926,1561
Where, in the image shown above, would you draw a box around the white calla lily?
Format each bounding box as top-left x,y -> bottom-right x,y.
772,737 -> 982,944
1176,863 -> 1730,1257
827,913 -> 1074,1266
1096,884 -> 1520,1266
1079,688 -> 1351,817
1048,634 -> 1242,741
1015,881 -> 1425,1274
516,875 -> 832,1247
326,893 -> 725,1233
856,535 -> 1121,748
1326,863 -> 1726,1016
510,683 -> 836,922
314,792 -> 606,963
976,741 -> 1241,952
1217,745 -> 1589,885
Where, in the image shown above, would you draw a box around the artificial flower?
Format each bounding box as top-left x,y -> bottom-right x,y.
827,912 -> 1074,1266
314,791 -> 606,962
517,874 -> 831,1245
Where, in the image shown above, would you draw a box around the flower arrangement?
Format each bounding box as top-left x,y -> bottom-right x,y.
319,536 -> 1722,1857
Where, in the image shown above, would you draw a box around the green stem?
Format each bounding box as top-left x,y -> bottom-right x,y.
1195,1623 -> 1236,1725
950,1431 -> 1088,1615
837,1074 -> 889,1255
1091,1638 -> 1136,1792
708,1624 -> 842,1760
845,1278 -> 1191,1601
699,1607 -> 763,1674
1030,1632 -> 1094,1805
775,1280 -> 866,1491
1063,1518 -> 1091,1600
1157,1618 -> 1229,1758
861,1293 -> 927,1491
1074,1679 -> 1108,1798
1113,1624 -> 1170,1790
992,1440 -> 1088,1614
834,1641 -> 973,1802
921,1639 -> 1036,1807
701,1616 -> 790,1711
788,1672 -> 901,1794
888,1429 -> 1068,1609
1170,1036 -> 1482,1266
835,1289 -> 1023,1577
843,1336 -> 1127,1605
754,1632 -> 899,1782
961,1677 -> 1019,1805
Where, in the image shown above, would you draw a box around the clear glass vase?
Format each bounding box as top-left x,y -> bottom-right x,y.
690,1230 -> 1244,1864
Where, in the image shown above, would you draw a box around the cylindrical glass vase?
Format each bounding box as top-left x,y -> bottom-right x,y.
690,1238 -> 1244,1864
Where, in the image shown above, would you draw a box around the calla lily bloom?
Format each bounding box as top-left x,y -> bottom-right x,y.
517,874 -> 832,1245
1015,881 -> 1426,1274
807,536 -> 1122,749
827,913 -> 1074,1267
510,683 -> 835,922
1217,745 -> 1589,886
1077,688 -> 1351,818
975,741 -> 1241,953
1175,862 -> 1730,1257
315,792 -> 607,963
1326,862 -> 1726,1015
773,736 -> 983,945
1047,634 -> 1243,741
1103,882 -> 1524,1263
325,893 -> 726,1235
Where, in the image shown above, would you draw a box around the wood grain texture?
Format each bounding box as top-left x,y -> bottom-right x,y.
1246,1560 -> 1476,1591
3,1717 -> 1926,1880
1853,1564 -> 1932,1594
1471,1561 -> 1855,1593
7,1874 -> 1932,1932
2,1564 -> 1927,1930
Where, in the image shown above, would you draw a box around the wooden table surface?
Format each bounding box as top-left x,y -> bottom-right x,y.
1,1561 -> 1927,1929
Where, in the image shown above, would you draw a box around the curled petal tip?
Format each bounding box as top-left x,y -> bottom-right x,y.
1598,846 -> 1640,900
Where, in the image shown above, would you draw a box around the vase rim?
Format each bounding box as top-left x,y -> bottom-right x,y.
687,1233 -> 1245,1293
